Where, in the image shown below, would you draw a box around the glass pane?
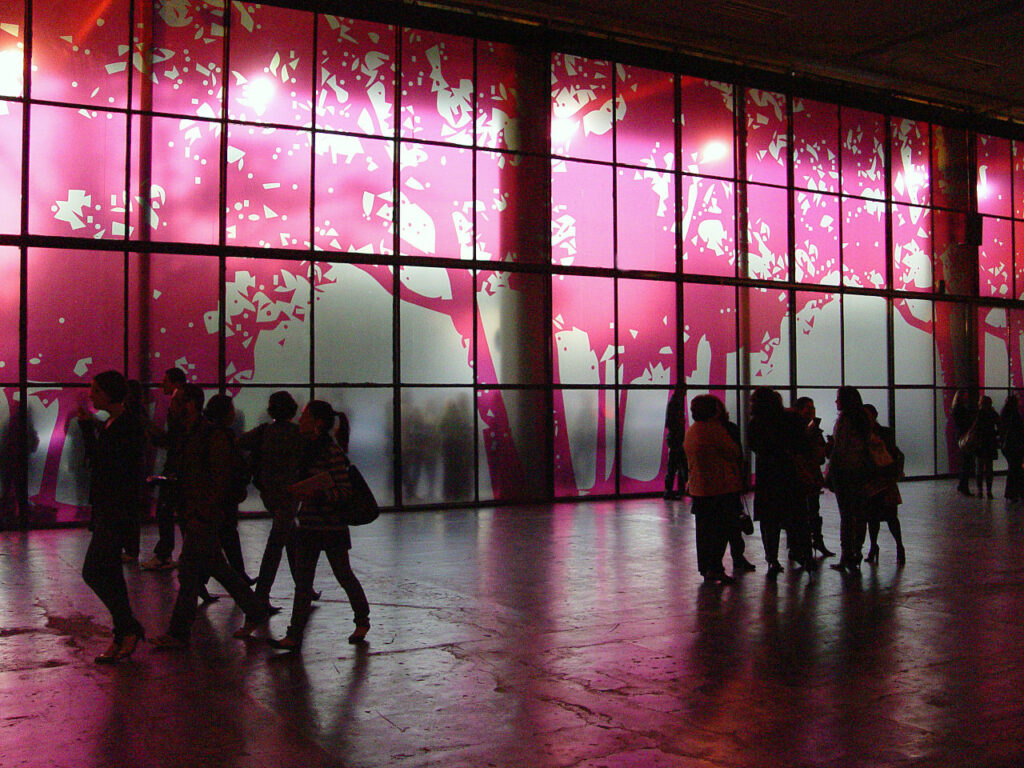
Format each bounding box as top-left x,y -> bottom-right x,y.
932,125 -> 967,211
1012,309 -> 1024,387
0,3 -> 24,98
32,1 -> 130,108
616,64 -> 674,169
28,106 -> 127,238
891,118 -> 930,206
553,387 -> 616,496
841,107 -> 885,199
979,216 -> 1012,298
934,302 -> 964,389
936,389 -> 955,474
319,386 -> 394,507
746,287 -> 790,386
27,249 -> 123,383
843,294 -> 888,387
616,166 -> 675,271
127,252 -> 220,384
746,184 -> 788,281
980,307 -> 1010,390
0,100 -> 21,234
314,262 -> 392,384
1016,221 -> 1024,300
551,53 -> 613,162
894,389 -> 934,477
795,192 -> 839,284
1015,140 -> 1024,219
140,0 -> 225,117
795,291 -> 840,386
977,134 -> 1011,217
679,77 -> 734,178
224,257 -> 311,385
893,204 -> 933,292
934,209 -> 968,295
146,116 -> 221,244
316,15 -> 395,136
842,197 -> 886,288
314,133 -> 394,254
684,283 -> 736,387
399,143 -> 472,259
477,39 -> 539,152
478,388 -> 548,501
793,97 -> 838,193
618,278 -> 675,387
551,159 -> 613,268
28,386 -> 93,524
620,387 -> 669,493
552,275 -> 613,386
893,298 -> 934,385
476,151 -> 547,262
0,247 -> 18,377
400,386 -> 472,503
400,266 -> 473,384
225,125 -> 311,249
227,3 -> 312,125
681,176 -> 735,277
476,270 -> 547,386
401,29 -> 473,145
745,88 -> 787,186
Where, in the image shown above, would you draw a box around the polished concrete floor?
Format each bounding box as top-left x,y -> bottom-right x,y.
2,481 -> 1024,768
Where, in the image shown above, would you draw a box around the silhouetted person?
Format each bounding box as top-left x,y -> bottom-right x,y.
204,394 -> 254,584
264,401 -> 370,651
717,401 -> 755,573
120,378 -> 149,563
150,385 -> 267,649
952,389 -> 976,497
684,394 -> 742,585
77,370 -> 145,662
972,395 -> 1000,499
1000,394 -> 1024,500
794,397 -> 833,557
664,389 -> 687,500
0,401 -> 37,527
142,366 -> 188,570
440,394 -> 473,501
828,386 -> 872,574
863,403 -> 906,566
240,391 -> 302,614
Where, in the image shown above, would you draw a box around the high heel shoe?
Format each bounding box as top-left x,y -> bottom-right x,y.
267,635 -> 302,652
95,640 -> 122,664
896,545 -> 906,566
865,546 -> 879,564
116,631 -> 143,660
766,561 -> 784,579
813,538 -> 836,557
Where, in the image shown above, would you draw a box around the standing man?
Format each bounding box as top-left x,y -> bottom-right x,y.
141,367 -> 187,571
151,385 -> 268,649
794,397 -> 834,557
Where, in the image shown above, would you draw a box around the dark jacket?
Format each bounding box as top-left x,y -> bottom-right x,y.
295,435 -> 353,546
80,411 -> 144,528
176,420 -> 233,528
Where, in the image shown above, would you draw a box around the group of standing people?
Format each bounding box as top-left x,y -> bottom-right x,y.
669,385 -> 906,583
77,367 -> 370,663
952,389 -> 1024,500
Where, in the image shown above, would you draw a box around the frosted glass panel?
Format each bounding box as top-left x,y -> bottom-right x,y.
0,101 -> 21,234
619,387 -> 669,493
550,54 -> 612,162
618,278 -> 676,387
616,64 -> 674,169
224,258 -> 311,385
891,118 -> 931,206
314,263 -> 393,384
552,275 -> 613,386
476,151 -> 548,262
321,387 -> 395,507
841,107 -> 885,199
895,389 -> 934,477
616,166 -> 675,271
316,16 -> 395,136
979,216 -> 1012,298
478,388 -> 547,501
476,270 -> 547,386
681,176 -> 735,277
684,283 -> 736,387
401,29 -> 473,145
793,98 -> 838,193
893,299 -> 934,385
843,197 -> 886,288
795,192 -> 839,284
399,143 -> 472,259
746,287 -> 790,386
0,247 -> 17,377
747,184 -> 788,281
27,386 -> 95,525
844,294 -> 888,387
0,3 -> 23,98
981,307 -> 1010,389
977,134 -> 1011,217
400,266 -> 473,384
553,387 -> 616,496
679,77 -> 734,178
400,387 -> 472,503
893,204 -> 933,292
745,89 -> 787,185
551,159 -> 613,269
796,291 -> 840,386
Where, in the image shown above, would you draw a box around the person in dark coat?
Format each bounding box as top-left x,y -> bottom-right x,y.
1000,394 -> 1024,500
827,386 -> 873,574
717,401 -> 756,573
863,404 -> 906,566
951,389 -> 976,497
973,395 -> 1000,499
748,387 -> 808,578
664,389 -> 687,499
78,370 -> 146,663
794,396 -> 834,557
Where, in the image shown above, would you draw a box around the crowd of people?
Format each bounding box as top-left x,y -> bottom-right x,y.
77,367 -> 369,664
669,385 -> 908,584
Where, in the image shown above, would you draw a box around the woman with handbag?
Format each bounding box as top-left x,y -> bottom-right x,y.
264,400 -> 370,651
827,386 -> 873,574
863,404 -> 906,566
973,396 -> 1000,499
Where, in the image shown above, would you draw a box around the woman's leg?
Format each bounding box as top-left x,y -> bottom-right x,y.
324,545 -> 370,627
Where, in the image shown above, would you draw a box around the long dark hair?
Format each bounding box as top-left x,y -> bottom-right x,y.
836,385 -> 871,437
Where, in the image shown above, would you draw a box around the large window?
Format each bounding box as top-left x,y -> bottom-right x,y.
0,0 -> 1019,525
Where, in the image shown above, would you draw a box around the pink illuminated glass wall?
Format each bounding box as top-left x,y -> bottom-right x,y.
1,0 -> 1021,524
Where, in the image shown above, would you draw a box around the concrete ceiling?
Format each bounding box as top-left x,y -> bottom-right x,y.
421,0 -> 1024,126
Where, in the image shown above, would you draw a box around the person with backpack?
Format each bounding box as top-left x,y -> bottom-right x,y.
264,400 -> 370,651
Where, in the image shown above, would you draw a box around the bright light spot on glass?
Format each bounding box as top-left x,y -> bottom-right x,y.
904,167 -> 928,192
0,49 -> 22,96
246,77 -> 276,115
701,140 -> 729,164
551,117 -> 577,147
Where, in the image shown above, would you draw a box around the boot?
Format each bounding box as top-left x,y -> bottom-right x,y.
812,518 -> 835,557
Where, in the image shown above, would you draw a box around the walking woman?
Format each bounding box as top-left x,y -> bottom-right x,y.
77,370 -> 146,662
267,400 -> 370,651
828,386 -> 873,574
1000,394 -> 1024,500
